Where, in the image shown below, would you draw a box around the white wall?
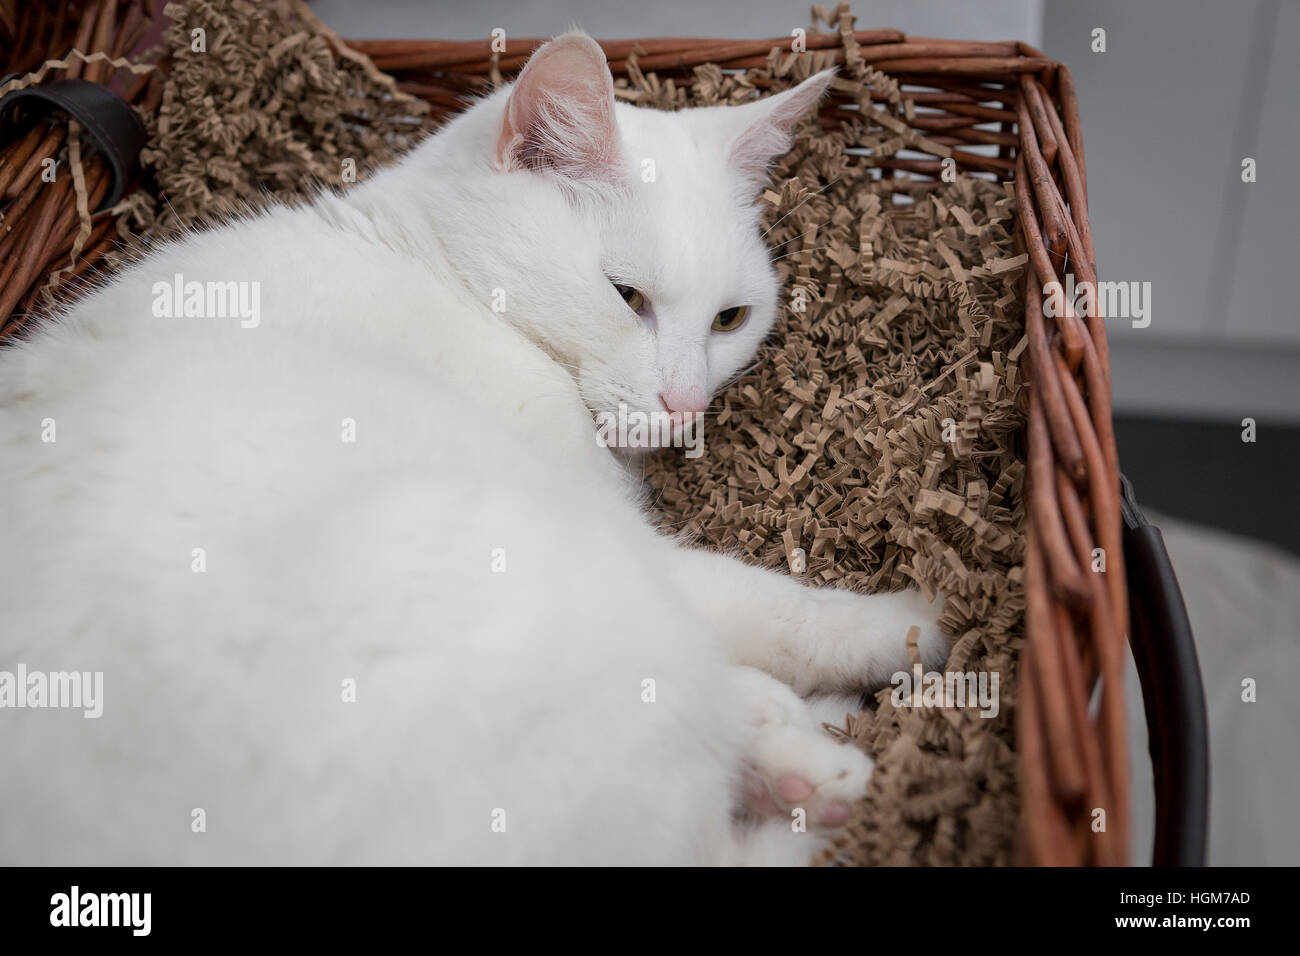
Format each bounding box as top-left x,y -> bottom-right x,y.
1043,0 -> 1299,422
315,0 -> 1042,43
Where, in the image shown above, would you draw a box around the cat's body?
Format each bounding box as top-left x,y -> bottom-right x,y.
0,34 -> 946,865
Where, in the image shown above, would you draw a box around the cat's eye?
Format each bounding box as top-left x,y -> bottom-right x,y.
712,305 -> 750,332
614,283 -> 645,313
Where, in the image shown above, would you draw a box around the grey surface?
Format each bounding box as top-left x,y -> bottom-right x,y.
1128,515 -> 1300,866
1115,414 -> 1299,556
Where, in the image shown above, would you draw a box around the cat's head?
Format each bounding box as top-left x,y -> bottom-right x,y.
439,32 -> 831,445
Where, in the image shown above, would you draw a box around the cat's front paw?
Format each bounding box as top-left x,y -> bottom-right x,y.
787,585 -> 951,695
742,721 -> 872,828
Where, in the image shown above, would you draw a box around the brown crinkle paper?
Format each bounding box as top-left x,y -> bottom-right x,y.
115,0 -> 432,247
106,1 -> 1028,865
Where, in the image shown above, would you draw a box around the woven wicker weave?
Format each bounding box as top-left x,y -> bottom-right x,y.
0,1 -> 1128,865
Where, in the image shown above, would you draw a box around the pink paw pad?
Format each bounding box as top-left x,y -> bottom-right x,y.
816,799 -> 853,827
775,773 -> 814,803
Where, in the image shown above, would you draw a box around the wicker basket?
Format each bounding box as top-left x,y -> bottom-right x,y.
1,2 -> 1198,866
347,27 -> 1130,868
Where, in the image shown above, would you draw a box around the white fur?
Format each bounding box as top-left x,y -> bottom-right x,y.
0,33 -> 947,865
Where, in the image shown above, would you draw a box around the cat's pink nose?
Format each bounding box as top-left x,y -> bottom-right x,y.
659,391 -> 707,416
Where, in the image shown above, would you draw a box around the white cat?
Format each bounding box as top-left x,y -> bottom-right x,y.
0,32 -> 948,865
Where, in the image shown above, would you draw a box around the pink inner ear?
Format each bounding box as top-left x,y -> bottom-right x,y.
727,71 -> 834,186
497,34 -> 622,182
728,121 -> 794,184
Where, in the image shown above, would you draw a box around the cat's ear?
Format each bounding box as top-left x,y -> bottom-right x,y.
723,70 -> 835,187
496,32 -> 623,183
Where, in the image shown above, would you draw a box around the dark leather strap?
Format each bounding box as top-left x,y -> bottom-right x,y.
0,77 -> 147,212
1122,473 -> 1210,865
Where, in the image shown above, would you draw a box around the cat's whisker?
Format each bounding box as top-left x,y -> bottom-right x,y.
715,357 -> 766,393
767,223 -> 833,263
760,171 -> 849,241
769,243 -> 836,264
